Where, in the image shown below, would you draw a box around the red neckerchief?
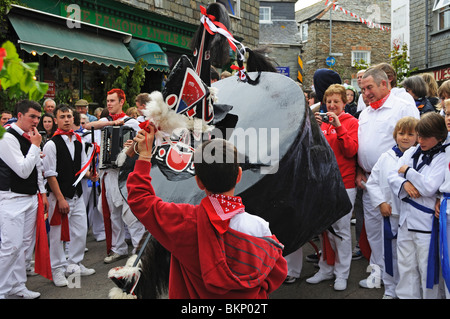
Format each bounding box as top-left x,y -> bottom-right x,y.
370,91 -> 391,110
53,128 -> 81,143
200,194 -> 245,234
109,112 -> 126,121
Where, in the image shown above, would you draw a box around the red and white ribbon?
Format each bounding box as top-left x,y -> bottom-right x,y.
199,6 -> 246,61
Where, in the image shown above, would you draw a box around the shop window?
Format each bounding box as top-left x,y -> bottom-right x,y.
82,62 -> 118,110
433,0 -> 450,31
260,7 -> 271,24
216,0 -> 240,18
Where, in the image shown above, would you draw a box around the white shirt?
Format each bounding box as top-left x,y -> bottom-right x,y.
357,93 -> 420,173
99,115 -> 141,132
0,123 -> 45,194
388,145 -> 446,232
42,134 -> 89,179
366,148 -> 403,216
230,212 -> 272,237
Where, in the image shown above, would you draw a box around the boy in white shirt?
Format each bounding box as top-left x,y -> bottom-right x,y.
366,116 -> 419,298
388,112 -> 448,299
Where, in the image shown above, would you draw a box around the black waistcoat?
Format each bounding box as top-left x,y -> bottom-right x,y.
0,128 -> 39,195
47,134 -> 82,199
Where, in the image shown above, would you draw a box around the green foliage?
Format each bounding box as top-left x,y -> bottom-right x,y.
111,58 -> 147,110
390,43 -> 418,85
353,59 -> 370,71
0,41 -> 48,111
0,0 -> 24,42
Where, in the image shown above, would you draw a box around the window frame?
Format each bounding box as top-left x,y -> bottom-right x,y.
259,6 -> 271,24
351,51 -> 371,67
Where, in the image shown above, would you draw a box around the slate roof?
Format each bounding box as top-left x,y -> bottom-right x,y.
259,20 -> 301,44
296,0 -> 390,24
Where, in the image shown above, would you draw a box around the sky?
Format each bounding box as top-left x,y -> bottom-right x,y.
295,0 -> 322,11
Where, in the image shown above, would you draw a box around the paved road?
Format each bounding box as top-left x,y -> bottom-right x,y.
26,225 -> 384,300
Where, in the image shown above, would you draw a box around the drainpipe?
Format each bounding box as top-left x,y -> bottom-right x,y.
425,0 -> 429,69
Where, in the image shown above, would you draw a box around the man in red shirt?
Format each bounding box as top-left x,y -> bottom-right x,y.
126,126 -> 287,298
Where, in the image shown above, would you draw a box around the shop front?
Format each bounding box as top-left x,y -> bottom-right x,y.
7,1 -> 196,110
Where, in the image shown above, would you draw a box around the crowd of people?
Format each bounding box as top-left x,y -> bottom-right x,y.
0,89 -> 151,298
1,62 -> 450,299
287,63 -> 450,299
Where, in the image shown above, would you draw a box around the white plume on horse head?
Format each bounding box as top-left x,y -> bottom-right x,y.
141,91 -> 189,147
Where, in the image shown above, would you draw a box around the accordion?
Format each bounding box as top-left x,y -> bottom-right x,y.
99,125 -> 136,169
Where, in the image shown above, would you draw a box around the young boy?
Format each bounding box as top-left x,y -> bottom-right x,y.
43,105 -> 96,287
126,126 -> 287,298
388,112 -> 448,299
366,116 -> 419,299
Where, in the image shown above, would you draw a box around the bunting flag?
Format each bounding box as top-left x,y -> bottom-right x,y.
325,2 -> 391,32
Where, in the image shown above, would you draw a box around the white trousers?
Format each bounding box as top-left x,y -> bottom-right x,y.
395,222 -> 439,299
102,171 -> 145,255
48,193 -> 87,271
285,246 -> 303,278
81,179 -> 105,241
317,188 -> 357,280
362,187 -> 384,274
0,193 -> 37,297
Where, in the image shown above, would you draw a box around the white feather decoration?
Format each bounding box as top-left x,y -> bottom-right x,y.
141,91 -> 188,146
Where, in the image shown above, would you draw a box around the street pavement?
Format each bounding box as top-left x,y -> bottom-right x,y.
26,225 -> 384,300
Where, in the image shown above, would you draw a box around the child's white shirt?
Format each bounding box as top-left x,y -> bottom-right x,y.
366,148 -> 402,216
388,144 -> 446,232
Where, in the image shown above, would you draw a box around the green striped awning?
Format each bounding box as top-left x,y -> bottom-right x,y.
8,6 -> 136,68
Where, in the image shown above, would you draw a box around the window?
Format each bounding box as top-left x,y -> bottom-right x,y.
433,0 -> 450,30
216,0 -> 240,18
260,7 -> 271,23
300,23 -> 308,42
351,51 -> 371,67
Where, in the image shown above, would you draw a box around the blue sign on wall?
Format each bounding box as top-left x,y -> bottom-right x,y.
276,67 -> 290,77
326,56 -> 336,67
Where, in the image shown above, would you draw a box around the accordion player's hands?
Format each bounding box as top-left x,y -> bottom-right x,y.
134,124 -> 156,161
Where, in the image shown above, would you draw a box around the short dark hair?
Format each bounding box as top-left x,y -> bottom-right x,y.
416,112 -> 448,142
15,100 -> 41,116
194,139 -> 240,193
73,110 -> 80,126
54,104 -> 73,117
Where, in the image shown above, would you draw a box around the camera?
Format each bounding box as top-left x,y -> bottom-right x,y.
319,113 -> 329,123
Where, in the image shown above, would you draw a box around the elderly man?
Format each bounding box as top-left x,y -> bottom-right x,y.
42,98 -> 56,115
356,68 -> 420,290
74,99 -> 97,122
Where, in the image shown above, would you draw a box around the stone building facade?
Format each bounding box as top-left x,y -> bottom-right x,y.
259,0 -> 302,82
296,0 -> 391,90
117,0 -> 260,49
407,0 -> 450,84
